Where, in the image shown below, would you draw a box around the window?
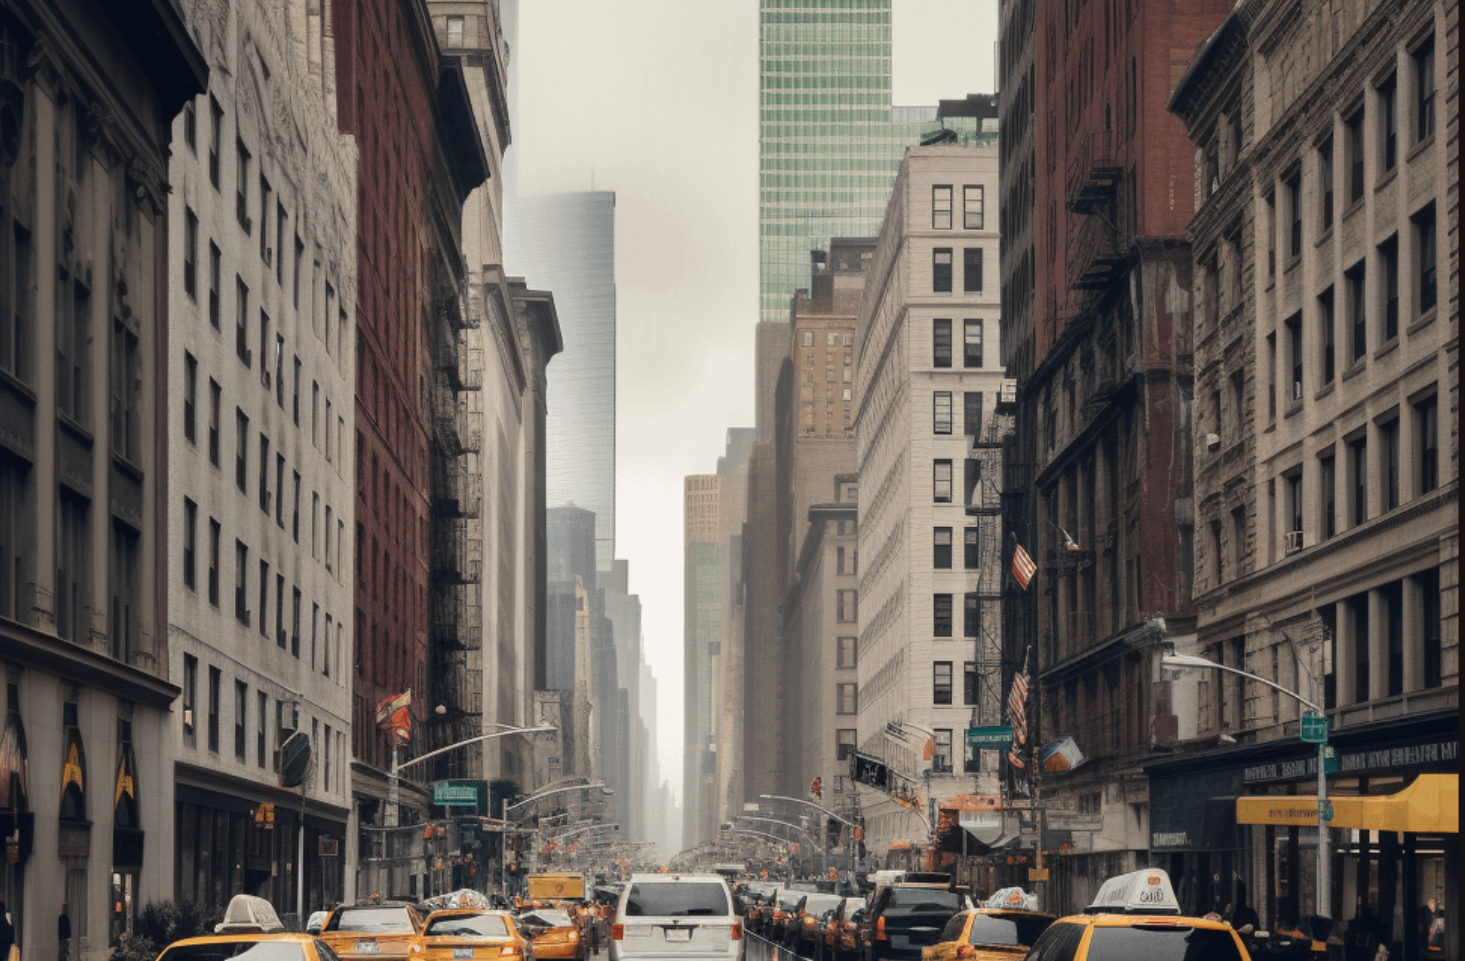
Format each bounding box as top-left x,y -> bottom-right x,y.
110,320 -> 140,462
1286,170 -> 1302,260
1414,37 -> 1435,142
932,392 -> 952,434
1349,436 -> 1368,526
256,691 -> 267,767
964,391 -> 983,439
292,472 -> 301,542
836,589 -> 857,623
963,248 -> 983,292
1,216 -> 35,384
236,278 -> 250,364
963,185 -> 984,229
275,455 -> 285,527
1230,506 -> 1246,578
1346,108 -> 1365,203
234,540 -> 248,624
234,680 -> 247,760
932,185 -> 953,229
182,655 -> 197,739
236,139 -> 251,229
1266,333 -> 1277,421
274,574 -> 284,646
293,356 -> 301,425
184,208 -> 198,298
1318,287 -> 1335,385
258,176 -> 271,260
964,593 -> 980,638
56,495 -> 87,641
932,319 -> 952,367
182,499 -> 197,590
1414,204 -> 1436,315
56,272 -> 90,425
258,435 -> 270,512
836,729 -> 857,761
933,248 -> 953,292
963,662 -> 978,707
257,559 -> 269,639
292,589 -> 302,656
207,518 -> 220,606
312,380 -> 319,446
325,398 -> 333,460
293,235 -> 304,308
1319,451 -> 1336,540
933,460 -> 953,503
1379,235 -> 1399,341
182,99 -> 197,151
1286,470 -> 1303,544
325,506 -> 333,572
933,662 -> 953,705
208,96 -> 223,188
964,528 -> 979,569
1285,312 -> 1303,402
1416,395 -> 1438,494
933,528 -> 952,569
933,730 -> 953,773
836,683 -> 857,715
963,319 -> 983,367
1347,261 -> 1367,363
933,594 -> 953,637
1318,138 -> 1334,231
311,492 -> 319,557
183,353 -> 197,443
1379,418 -> 1399,511
235,409 -> 248,491
207,379 -> 221,467
837,637 -> 857,670
1420,568 -> 1441,688
1264,193 -> 1276,280
276,203 -> 286,286
208,243 -> 221,328
207,666 -> 221,753
1379,75 -> 1397,172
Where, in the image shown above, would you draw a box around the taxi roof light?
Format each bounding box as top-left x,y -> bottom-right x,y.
216,894 -> 286,934
1084,868 -> 1182,916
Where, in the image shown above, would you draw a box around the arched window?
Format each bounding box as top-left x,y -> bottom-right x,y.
0,710 -> 27,813
112,745 -> 137,830
59,730 -> 85,821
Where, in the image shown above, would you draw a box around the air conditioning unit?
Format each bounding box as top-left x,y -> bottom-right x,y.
1285,530 -> 1304,554
183,708 -> 194,728
1205,432 -> 1221,451
1292,381 -> 1304,400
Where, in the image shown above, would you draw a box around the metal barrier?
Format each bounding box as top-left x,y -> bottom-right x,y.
744,932 -> 816,961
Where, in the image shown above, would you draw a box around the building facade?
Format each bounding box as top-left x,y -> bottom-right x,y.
682,473 -> 721,848
166,0 -> 356,917
854,144 -> 1006,855
1163,0 -> 1458,939
0,0 -> 203,953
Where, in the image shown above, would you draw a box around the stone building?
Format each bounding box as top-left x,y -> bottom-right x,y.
1162,0 -> 1458,939
0,0 -> 203,953
165,0 -> 356,916
854,144 -> 1006,859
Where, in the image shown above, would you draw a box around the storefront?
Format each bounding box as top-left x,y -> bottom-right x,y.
1148,766 -> 1252,917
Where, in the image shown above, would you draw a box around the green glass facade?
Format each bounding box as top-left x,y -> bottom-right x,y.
759,0 -> 940,324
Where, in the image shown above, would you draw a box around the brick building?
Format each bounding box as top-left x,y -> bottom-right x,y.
1161,0 -> 1458,940
332,0 -> 488,897
998,0 -> 1231,914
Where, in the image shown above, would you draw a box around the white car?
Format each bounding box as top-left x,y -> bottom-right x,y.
611,873 -> 743,961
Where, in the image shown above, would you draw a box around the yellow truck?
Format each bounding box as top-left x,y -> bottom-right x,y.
526,872 -> 586,901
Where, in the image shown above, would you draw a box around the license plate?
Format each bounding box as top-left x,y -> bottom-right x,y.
452,950 -> 474,959
355,943 -> 379,954
664,928 -> 692,943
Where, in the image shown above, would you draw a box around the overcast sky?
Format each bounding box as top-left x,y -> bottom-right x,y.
511,0 -> 999,807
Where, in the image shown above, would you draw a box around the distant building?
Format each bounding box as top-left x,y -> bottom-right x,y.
1164,0 -> 1457,928
0,0 -> 203,950
165,0 -> 355,915
854,144 -> 1006,858
682,473 -> 722,848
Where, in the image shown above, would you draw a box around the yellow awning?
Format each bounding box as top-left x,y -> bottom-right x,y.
1237,774 -> 1457,833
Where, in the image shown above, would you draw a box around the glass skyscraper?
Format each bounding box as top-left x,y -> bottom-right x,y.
759,0 -> 943,324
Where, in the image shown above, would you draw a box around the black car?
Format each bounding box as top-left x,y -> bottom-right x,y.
860,883 -> 966,961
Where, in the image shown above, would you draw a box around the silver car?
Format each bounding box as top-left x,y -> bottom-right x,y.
611,873 -> 743,961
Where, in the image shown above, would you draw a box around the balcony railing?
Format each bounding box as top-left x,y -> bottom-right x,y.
1066,130 -> 1122,215
1068,213 -> 1126,291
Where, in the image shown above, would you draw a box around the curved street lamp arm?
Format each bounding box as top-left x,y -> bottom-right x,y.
393,725 -> 556,774
1162,654 -> 1323,713
759,793 -> 857,827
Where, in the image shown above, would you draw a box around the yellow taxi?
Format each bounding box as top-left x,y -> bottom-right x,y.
920,889 -> 1054,961
411,910 -> 529,961
319,900 -> 425,961
153,896 -> 330,961
517,907 -> 583,960
1022,869 -> 1253,961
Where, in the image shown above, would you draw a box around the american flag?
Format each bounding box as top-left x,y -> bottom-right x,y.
1007,671 -> 1029,747
1012,542 -> 1037,589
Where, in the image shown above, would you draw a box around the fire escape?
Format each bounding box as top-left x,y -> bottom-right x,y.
427,283 -> 484,781
1065,131 -> 1127,292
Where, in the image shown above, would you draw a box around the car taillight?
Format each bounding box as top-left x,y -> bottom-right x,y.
611,925 -> 624,941
773,910 -> 784,922
731,924 -> 742,941
957,946 -> 976,959
876,916 -> 887,940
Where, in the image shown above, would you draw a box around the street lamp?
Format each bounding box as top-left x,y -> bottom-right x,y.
1161,652 -> 1331,923
504,780 -> 612,818
737,815 -> 823,875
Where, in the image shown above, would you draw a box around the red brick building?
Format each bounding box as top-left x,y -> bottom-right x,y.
999,0 -> 1231,913
332,0 -> 487,892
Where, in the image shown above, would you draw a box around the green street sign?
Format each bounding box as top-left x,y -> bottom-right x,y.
967,726 -> 1015,747
1319,799 -> 1334,822
1300,712 -> 1329,744
433,781 -> 479,806
1324,745 -> 1339,774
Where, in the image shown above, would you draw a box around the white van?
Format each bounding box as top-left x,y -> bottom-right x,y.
611,873 -> 743,961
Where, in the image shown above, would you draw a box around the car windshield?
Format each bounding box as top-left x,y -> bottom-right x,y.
160,943 -> 307,961
1084,926 -> 1245,961
522,911 -> 572,928
624,882 -> 731,917
424,916 -> 511,939
968,915 -> 1053,947
328,908 -> 417,934
803,895 -> 844,915
887,889 -> 964,912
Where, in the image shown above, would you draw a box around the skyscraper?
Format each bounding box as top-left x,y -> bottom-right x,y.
759,0 -> 941,324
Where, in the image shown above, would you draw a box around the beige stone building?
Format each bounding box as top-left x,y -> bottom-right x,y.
1164,0 -> 1458,933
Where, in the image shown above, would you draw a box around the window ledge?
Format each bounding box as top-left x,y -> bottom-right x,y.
1315,381 -> 1336,402
0,369 -> 36,406
111,452 -> 145,482
1284,400 -> 1304,419
1283,255 -> 1302,276
1406,134 -> 1435,163
1342,359 -> 1368,382
1373,336 -> 1399,361
1374,167 -> 1399,192
57,412 -> 94,445
1315,225 -> 1334,247
1406,308 -> 1437,336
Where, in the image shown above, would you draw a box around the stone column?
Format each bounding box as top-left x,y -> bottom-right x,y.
1368,587 -> 1388,703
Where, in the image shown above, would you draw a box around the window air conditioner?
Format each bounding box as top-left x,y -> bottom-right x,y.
1285,530 -> 1304,554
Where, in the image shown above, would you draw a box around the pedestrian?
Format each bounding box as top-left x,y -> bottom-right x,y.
1229,883 -> 1259,951
1345,898 -> 1382,961
0,900 -> 15,961
58,902 -> 72,961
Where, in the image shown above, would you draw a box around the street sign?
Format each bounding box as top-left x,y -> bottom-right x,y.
967,726 -> 1015,747
434,782 -> 479,807
1325,745 -> 1339,774
1300,712 -> 1329,744
1319,800 -> 1334,822
1028,868 -> 1049,882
